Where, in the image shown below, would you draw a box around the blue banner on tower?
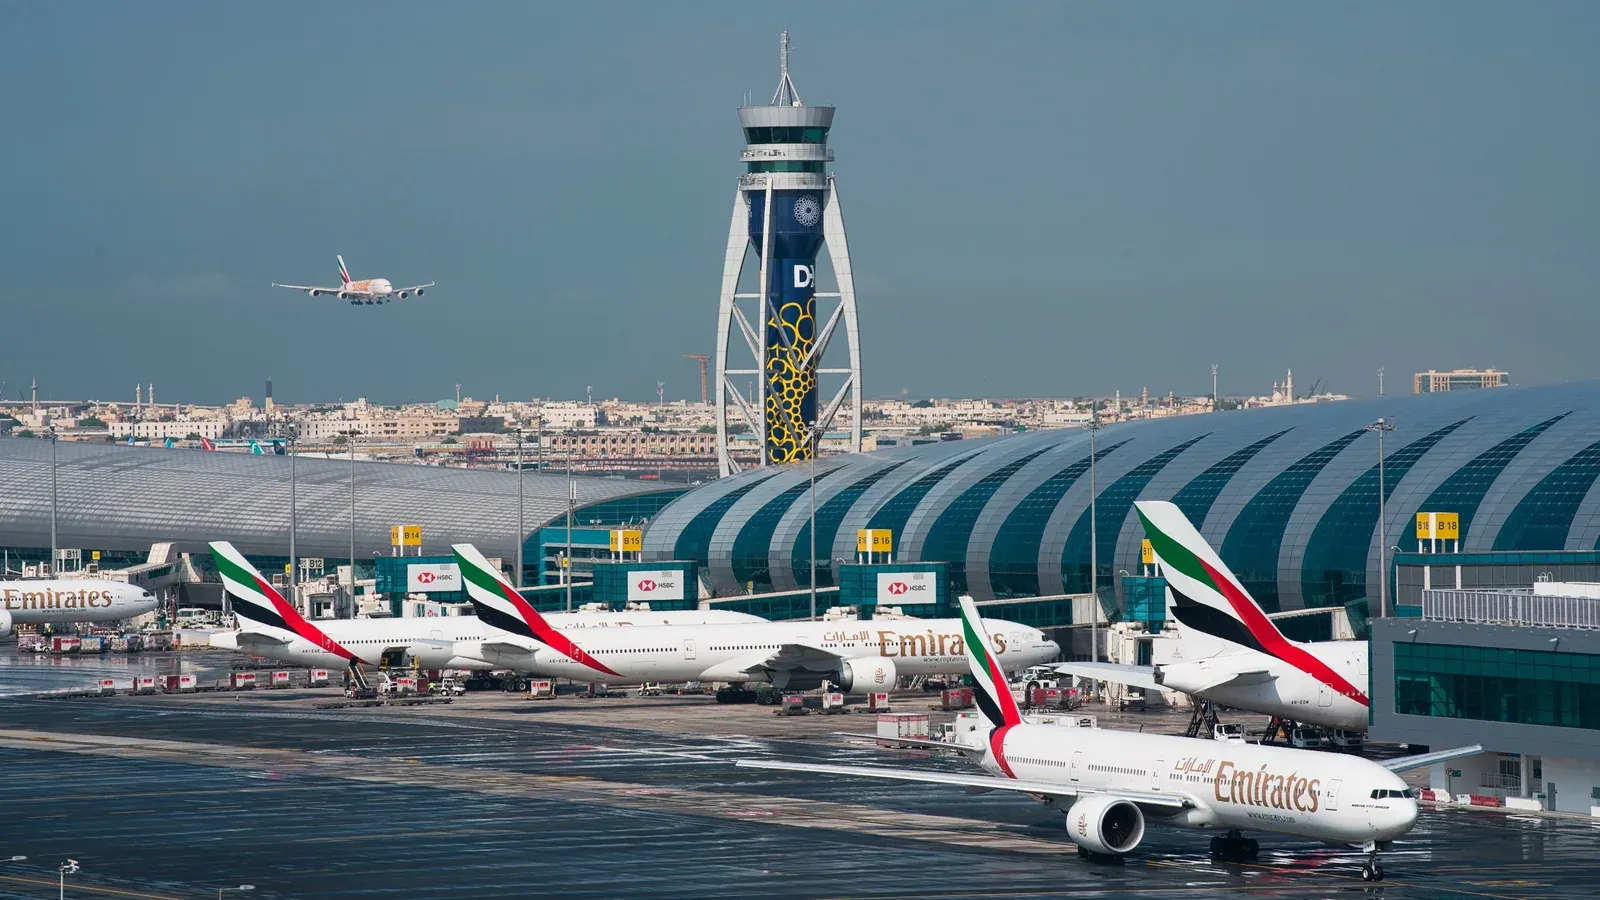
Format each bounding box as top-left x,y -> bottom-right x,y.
748,190 -> 825,464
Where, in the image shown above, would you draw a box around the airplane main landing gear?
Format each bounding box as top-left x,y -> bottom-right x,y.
1359,841 -> 1387,882
1209,830 -> 1259,860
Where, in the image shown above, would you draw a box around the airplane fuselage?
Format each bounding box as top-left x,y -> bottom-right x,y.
458,617 -> 1060,686
988,723 -> 1417,845
1,580 -> 157,631
1161,640 -> 1369,731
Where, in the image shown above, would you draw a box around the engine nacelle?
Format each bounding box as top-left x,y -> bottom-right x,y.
414,287 -> 425,296
1065,795 -> 1145,856
397,291 -> 409,299
0,607 -> 12,637
307,289 -> 320,298
337,291 -> 350,300
837,656 -> 898,694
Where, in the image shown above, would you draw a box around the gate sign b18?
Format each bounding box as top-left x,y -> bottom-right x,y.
876,571 -> 934,604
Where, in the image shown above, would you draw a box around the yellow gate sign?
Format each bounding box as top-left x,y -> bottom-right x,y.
610,529 -> 642,553
391,524 -> 423,547
1415,512 -> 1461,540
857,529 -> 893,554
1140,539 -> 1154,565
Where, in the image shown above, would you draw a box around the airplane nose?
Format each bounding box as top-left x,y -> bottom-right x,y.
1393,799 -> 1420,836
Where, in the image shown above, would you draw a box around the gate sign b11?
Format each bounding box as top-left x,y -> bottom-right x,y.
627,570 -> 685,602
407,563 -> 461,592
876,571 -> 934,604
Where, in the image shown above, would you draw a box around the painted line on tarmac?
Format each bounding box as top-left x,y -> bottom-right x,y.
0,874 -> 186,900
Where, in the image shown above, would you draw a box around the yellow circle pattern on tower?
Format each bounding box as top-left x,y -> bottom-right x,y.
766,298 -> 816,463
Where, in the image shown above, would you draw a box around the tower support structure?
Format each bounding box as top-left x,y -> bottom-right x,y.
715,32 -> 862,476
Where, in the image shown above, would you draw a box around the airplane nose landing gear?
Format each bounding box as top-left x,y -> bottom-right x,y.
1360,840 -> 1388,881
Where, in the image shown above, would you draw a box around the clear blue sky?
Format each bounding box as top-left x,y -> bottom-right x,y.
2,2 -> 1596,405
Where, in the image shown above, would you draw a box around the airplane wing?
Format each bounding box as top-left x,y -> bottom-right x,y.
392,282 -> 435,295
737,759 -> 1190,810
1381,744 -> 1484,773
235,632 -> 293,651
1055,661 -> 1168,692
270,283 -> 341,293
834,732 -> 981,754
699,641 -> 843,681
477,640 -> 535,658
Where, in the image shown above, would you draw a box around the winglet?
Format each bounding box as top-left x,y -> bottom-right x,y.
451,543 -> 620,677
337,255 -> 352,286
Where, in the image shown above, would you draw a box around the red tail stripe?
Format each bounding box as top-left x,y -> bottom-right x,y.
1196,558 -> 1369,706
494,579 -> 621,677
248,572 -> 361,664
990,724 -> 1017,778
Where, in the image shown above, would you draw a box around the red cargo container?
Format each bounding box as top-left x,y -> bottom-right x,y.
163,674 -> 198,693
267,670 -> 292,689
230,672 -> 258,690
307,669 -> 330,687
95,678 -> 117,695
130,676 -> 157,694
867,692 -> 892,712
51,636 -> 82,654
940,687 -> 974,710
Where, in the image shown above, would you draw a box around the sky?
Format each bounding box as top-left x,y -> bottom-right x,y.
2,2 -> 1597,406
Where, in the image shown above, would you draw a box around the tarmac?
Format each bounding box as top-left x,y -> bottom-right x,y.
3,662 -> 1600,898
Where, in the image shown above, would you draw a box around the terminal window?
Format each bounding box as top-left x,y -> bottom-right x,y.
1394,642 -> 1600,731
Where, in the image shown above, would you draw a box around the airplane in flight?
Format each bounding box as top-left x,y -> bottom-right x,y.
1054,501 -> 1369,732
448,542 -> 1059,698
740,596 -> 1481,882
1,578 -> 157,635
271,255 -> 434,306
207,541 -> 766,672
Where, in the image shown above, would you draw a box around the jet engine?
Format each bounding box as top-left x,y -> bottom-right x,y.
307,289 -> 321,298
337,291 -> 350,300
397,291 -> 409,299
1065,795 -> 1145,856
414,287 -> 425,296
0,607 -> 12,637
837,656 -> 898,694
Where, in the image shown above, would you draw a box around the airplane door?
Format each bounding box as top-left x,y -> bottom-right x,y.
1152,760 -> 1163,791
1070,751 -> 1083,783
683,639 -> 696,661
1318,685 -> 1333,707
1325,779 -> 1341,810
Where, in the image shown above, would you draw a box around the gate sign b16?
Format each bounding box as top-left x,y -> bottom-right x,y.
407,563 -> 461,592
627,570 -> 685,602
876,571 -> 934,604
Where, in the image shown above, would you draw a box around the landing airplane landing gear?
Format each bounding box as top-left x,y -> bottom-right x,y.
1209,830 -> 1259,860
1360,841 -> 1387,882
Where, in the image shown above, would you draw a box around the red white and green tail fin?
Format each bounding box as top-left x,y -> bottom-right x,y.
209,541 -> 362,664
957,597 -> 1022,731
336,255 -> 352,287
1134,501 -> 1369,706
451,543 -> 620,677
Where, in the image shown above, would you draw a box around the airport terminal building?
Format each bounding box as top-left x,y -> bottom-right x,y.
644,380 -> 1600,811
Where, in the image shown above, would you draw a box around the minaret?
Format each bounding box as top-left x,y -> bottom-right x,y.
1285,369 -> 1294,403
148,383 -> 155,409
135,383 -> 142,414
31,377 -> 37,412
714,31 -> 862,475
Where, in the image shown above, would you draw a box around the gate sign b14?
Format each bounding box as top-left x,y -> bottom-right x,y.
876,571 -> 934,604
407,563 -> 461,592
627,570 -> 685,602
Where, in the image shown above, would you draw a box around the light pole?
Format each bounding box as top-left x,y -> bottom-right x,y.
48,427 -> 58,576
808,419 -> 818,622
1365,417 -> 1396,619
515,426 -> 525,588
347,429 -> 360,614
219,885 -> 255,900
287,426 -> 297,612
1088,406 -> 1101,677
565,433 -> 574,612
59,859 -> 78,900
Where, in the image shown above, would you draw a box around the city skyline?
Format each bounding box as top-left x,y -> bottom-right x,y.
2,3 -> 1595,405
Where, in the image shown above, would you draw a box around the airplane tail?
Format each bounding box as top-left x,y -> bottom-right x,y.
200,437 -> 216,451
337,255 -> 352,287
956,596 -> 1022,732
249,439 -> 263,455
451,543 -> 620,676
1134,500 -> 1293,659
210,541 -> 362,665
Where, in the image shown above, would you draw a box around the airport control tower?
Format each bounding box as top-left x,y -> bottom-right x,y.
714,32 -> 862,475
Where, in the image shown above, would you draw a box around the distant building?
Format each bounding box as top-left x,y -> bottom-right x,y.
1414,368 -> 1508,394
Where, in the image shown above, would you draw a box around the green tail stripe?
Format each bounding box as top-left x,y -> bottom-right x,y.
213,552 -> 263,597
959,611 -> 993,676
1136,507 -> 1212,588
456,554 -> 505,595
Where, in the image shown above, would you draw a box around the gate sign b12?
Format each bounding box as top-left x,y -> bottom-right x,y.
876,571 -> 934,604
407,563 -> 461,592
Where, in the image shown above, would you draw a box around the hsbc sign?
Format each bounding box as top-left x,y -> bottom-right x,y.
627,569 -> 685,603
876,571 -> 935,604
407,563 -> 461,592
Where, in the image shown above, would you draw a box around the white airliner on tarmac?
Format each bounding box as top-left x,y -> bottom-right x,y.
1055,501 -> 1370,732
271,255 -> 434,305
1,579 -> 157,635
449,542 -> 1060,697
740,597 -> 1481,882
206,542 -> 766,672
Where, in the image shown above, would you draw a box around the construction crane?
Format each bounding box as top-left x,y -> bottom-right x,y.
684,354 -> 710,405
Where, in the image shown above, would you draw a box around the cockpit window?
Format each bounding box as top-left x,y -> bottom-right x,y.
1369,789 -> 1415,799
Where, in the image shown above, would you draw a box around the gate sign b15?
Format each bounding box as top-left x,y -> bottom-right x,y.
407,563 -> 461,592
876,571 -> 934,604
627,570 -> 685,602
